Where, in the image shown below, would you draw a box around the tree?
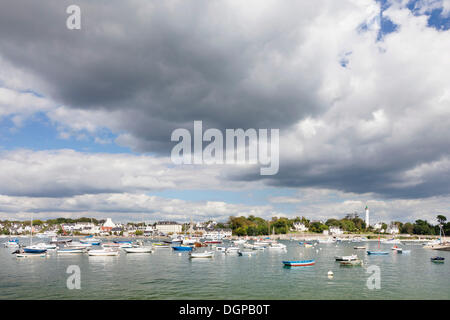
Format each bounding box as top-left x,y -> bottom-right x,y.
437,215 -> 447,225
401,222 -> 414,234
309,222 -> 328,233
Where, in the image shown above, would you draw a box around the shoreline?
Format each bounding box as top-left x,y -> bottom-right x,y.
5,233 -> 438,241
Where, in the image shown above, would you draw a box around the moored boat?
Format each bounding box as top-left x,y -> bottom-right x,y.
269,242 -> 287,250
88,248 -> 119,256
190,251 -> 214,258
282,259 -> 315,267
172,246 -> 193,251
340,259 -> 363,266
430,256 -> 445,263
124,247 -> 153,253
57,248 -> 85,254
367,251 -> 389,255
335,254 -> 358,261
4,238 -> 19,248
16,252 -> 48,258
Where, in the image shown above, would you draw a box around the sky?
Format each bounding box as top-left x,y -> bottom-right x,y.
0,0 -> 449,224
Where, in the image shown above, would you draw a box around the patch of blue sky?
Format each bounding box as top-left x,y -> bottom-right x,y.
407,0 -> 450,30
0,111 -> 131,154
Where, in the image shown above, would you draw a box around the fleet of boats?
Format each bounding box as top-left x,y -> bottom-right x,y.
3,230 -> 447,269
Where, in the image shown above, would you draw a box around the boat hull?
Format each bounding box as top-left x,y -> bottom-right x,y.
124,247 -> 153,253
23,248 -> 47,254
190,252 -> 214,258
367,251 -> 389,255
88,250 -> 119,256
172,246 -> 193,251
282,260 -> 315,267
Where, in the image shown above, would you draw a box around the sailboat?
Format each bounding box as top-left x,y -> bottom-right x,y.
4,227 -> 19,248
424,224 -> 450,251
367,236 -> 389,255
18,213 -> 48,257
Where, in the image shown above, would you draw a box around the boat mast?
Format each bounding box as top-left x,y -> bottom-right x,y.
30,213 -> 33,246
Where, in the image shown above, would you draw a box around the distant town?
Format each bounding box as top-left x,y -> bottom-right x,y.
1,208 -> 448,238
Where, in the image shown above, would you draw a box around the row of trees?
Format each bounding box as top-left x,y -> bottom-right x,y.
226,214 -> 449,236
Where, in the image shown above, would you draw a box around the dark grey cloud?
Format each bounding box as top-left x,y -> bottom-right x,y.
0,0 -> 325,152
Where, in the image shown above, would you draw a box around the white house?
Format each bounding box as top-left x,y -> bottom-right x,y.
329,226 -> 343,235
292,222 -> 308,232
155,221 -> 182,234
386,224 -> 400,234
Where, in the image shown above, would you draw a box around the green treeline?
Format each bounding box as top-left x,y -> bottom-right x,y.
226,214 -> 449,236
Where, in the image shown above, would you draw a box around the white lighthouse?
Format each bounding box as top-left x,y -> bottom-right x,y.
365,205 -> 370,228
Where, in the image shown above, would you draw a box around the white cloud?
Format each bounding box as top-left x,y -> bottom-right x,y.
0,192 -> 279,223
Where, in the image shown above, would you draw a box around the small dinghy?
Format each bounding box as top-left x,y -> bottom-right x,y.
354,246 -> 366,250
172,246 -> 193,251
431,256 -> 445,263
282,259 -> 315,267
88,248 -> 119,256
23,246 -> 47,254
340,259 -> 363,266
16,253 -> 48,258
57,248 -> 85,254
190,251 -> 214,258
269,243 -> 287,250
367,251 -> 389,255
335,254 -> 358,261
124,247 -> 153,253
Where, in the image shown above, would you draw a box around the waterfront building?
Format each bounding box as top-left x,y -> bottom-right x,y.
386,224 -> 400,234
101,218 -> 116,232
292,222 -> 308,232
329,226 -> 343,235
155,221 -> 182,234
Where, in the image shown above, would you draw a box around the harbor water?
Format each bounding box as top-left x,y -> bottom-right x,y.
0,239 -> 449,299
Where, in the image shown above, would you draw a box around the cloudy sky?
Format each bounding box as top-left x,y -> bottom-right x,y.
0,0 -> 449,224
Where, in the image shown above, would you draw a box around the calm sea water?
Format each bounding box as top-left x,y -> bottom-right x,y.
0,238 -> 449,299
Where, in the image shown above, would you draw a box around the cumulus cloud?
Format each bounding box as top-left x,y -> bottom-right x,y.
0,192 -> 280,222
0,149 -> 264,197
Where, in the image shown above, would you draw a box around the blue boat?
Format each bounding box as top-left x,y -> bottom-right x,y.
23,247 -> 47,254
172,246 -> 193,251
282,259 -> 315,267
80,240 -> 101,245
367,251 -> 389,255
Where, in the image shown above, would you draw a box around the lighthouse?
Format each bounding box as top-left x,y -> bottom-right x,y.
365,206 -> 370,228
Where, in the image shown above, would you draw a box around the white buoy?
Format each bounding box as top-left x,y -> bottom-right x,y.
316,249 -> 319,253
328,271 -> 334,278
